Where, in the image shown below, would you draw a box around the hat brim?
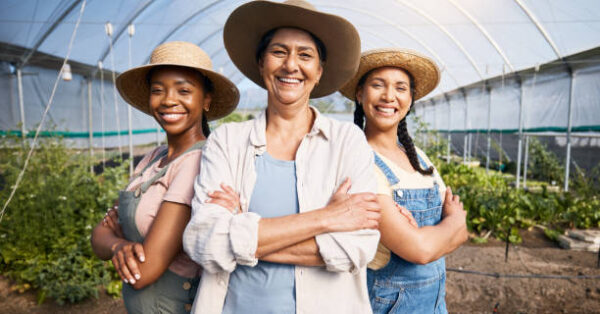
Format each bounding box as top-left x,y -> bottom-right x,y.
116,64 -> 240,121
340,48 -> 440,101
224,0 -> 360,98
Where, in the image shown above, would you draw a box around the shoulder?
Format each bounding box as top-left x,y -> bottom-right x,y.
205,120 -> 254,148
135,145 -> 167,173
414,146 -> 434,168
324,117 -> 368,145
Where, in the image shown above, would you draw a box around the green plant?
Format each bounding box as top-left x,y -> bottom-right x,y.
526,137 -> 564,184
0,135 -> 127,304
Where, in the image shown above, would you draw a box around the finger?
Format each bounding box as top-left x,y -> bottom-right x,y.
334,177 -> 352,195
220,184 -> 239,199
207,198 -> 237,212
108,209 -> 119,220
366,211 -> 381,222
210,190 -> 238,203
446,187 -> 453,197
453,194 -> 460,203
111,256 -> 127,283
125,251 -> 141,281
118,251 -> 136,284
134,243 -> 146,263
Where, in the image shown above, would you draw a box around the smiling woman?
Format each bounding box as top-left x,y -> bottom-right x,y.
182,1 -> 382,314
90,41 -> 239,314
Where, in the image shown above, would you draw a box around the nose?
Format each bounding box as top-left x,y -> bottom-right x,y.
382,86 -> 395,103
282,53 -> 299,73
161,88 -> 177,106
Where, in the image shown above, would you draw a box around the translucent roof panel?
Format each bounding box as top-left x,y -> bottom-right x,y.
1,0 -> 600,101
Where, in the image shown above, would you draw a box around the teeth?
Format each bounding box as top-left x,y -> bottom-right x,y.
278,77 -> 301,84
376,106 -> 395,114
161,113 -> 184,120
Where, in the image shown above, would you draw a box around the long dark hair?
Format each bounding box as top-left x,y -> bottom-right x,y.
353,68 -> 433,176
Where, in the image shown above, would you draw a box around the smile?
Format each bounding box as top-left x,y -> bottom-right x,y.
159,112 -> 187,123
375,106 -> 397,114
277,76 -> 302,84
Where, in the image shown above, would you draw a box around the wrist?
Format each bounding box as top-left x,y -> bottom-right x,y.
110,238 -> 128,255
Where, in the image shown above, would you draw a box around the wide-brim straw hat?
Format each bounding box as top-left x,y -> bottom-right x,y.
116,41 -> 240,121
223,0 -> 361,98
340,48 -> 440,101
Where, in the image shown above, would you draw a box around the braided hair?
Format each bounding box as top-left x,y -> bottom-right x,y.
353,68 -> 433,176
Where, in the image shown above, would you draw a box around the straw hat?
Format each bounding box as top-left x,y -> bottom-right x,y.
223,0 -> 361,98
116,41 -> 239,121
340,48 -> 440,101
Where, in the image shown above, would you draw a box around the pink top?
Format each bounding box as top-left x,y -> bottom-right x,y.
126,145 -> 202,278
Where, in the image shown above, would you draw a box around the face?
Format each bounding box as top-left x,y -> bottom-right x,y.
259,28 -> 323,106
357,66 -> 413,133
148,66 -> 211,137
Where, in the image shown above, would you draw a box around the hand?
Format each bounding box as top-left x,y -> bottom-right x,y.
396,204 -> 418,228
207,183 -> 241,213
442,187 -> 466,218
102,206 -> 124,238
111,240 -> 145,285
323,178 -> 381,232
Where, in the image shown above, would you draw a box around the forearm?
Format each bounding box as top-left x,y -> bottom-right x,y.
129,243 -> 180,290
412,214 -> 467,263
256,209 -> 329,257
91,224 -> 126,260
260,238 -> 324,266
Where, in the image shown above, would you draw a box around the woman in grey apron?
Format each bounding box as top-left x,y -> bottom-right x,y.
339,48 -> 469,313
91,41 -> 239,313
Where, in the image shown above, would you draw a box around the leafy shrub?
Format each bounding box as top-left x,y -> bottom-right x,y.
0,135 -> 127,304
526,138 -> 564,184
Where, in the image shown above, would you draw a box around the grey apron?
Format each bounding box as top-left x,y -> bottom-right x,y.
118,141 -> 204,314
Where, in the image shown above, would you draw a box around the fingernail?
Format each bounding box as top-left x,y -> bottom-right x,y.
123,279 -> 128,283
130,279 -> 136,284
135,274 -> 140,280
139,256 -> 145,262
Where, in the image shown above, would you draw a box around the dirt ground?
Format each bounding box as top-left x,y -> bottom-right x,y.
1,228 -> 598,313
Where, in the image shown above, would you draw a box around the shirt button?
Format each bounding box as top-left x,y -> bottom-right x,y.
182,281 -> 191,290
185,303 -> 192,312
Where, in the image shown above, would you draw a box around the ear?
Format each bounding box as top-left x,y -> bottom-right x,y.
203,93 -> 212,112
355,87 -> 363,104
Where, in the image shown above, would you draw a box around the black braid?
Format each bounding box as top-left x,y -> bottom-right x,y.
353,99 -> 365,130
397,113 -> 433,175
353,67 -> 433,176
201,114 -> 211,137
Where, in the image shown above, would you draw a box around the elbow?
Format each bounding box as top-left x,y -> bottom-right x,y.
404,244 -> 439,265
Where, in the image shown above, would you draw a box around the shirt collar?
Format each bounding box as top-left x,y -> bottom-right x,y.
249,106 -> 331,149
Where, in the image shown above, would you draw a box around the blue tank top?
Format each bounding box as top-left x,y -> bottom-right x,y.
222,152 -> 298,314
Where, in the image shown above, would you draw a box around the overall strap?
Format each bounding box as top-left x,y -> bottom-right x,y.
139,140 -> 205,194
374,152 -> 401,187
415,151 -> 429,170
131,146 -> 169,180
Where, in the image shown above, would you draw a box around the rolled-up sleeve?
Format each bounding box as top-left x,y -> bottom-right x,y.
183,125 -> 261,274
315,125 -> 380,273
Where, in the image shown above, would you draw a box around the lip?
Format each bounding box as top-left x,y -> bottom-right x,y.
158,112 -> 187,123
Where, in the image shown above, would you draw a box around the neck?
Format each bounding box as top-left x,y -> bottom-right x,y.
165,127 -> 205,162
365,122 -> 399,154
265,100 -> 314,137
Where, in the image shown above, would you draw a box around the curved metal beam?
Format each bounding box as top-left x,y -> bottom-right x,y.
98,0 -> 157,63
19,0 -> 83,68
151,0 -> 226,50
395,0 -> 484,80
448,0 -> 515,72
513,0 -> 562,59
315,3 -> 462,90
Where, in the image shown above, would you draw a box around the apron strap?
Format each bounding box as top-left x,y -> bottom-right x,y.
138,140 -> 205,194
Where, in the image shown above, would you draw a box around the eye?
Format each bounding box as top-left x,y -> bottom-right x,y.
396,86 -> 407,92
370,83 -> 382,88
299,52 -> 313,60
150,87 -> 163,94
179,88 -> 191,95
270,49 -> 286,56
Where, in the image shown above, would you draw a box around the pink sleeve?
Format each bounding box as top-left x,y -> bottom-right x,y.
162,150 -> 202,206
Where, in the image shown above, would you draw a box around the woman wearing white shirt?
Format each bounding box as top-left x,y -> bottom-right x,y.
183,1 -> 381,313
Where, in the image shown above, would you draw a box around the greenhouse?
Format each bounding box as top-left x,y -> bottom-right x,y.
0,0 -> 599,312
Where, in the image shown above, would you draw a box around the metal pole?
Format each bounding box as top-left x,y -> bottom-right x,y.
564,70 -> 575,192
516,77 -> 524,189
445,94 -> 451,163
523,135 -> 530,188
127,24 -> 135,176
87,79 -> 93,173
16,68 -> 26,140
462,89 -> 468,164
486,83 -> 492,173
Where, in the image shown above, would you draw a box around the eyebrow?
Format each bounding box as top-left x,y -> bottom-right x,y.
370,77 -> 409,85
269,43 -> 316,52
150,79 -> 196,86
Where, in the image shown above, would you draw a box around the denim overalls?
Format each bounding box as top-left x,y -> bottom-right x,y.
367,151 -> 447,314
118,141 -> 203,314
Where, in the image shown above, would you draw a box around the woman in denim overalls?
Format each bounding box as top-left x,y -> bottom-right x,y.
91,42 -> 239,313
340,48 -> 469,314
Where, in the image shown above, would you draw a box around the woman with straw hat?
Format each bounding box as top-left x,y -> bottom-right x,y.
340,48 -> 469,313
182,1 -> 380,313
91,41 -> 239,314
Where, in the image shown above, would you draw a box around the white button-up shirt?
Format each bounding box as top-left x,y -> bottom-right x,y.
183,107 -> 379,314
